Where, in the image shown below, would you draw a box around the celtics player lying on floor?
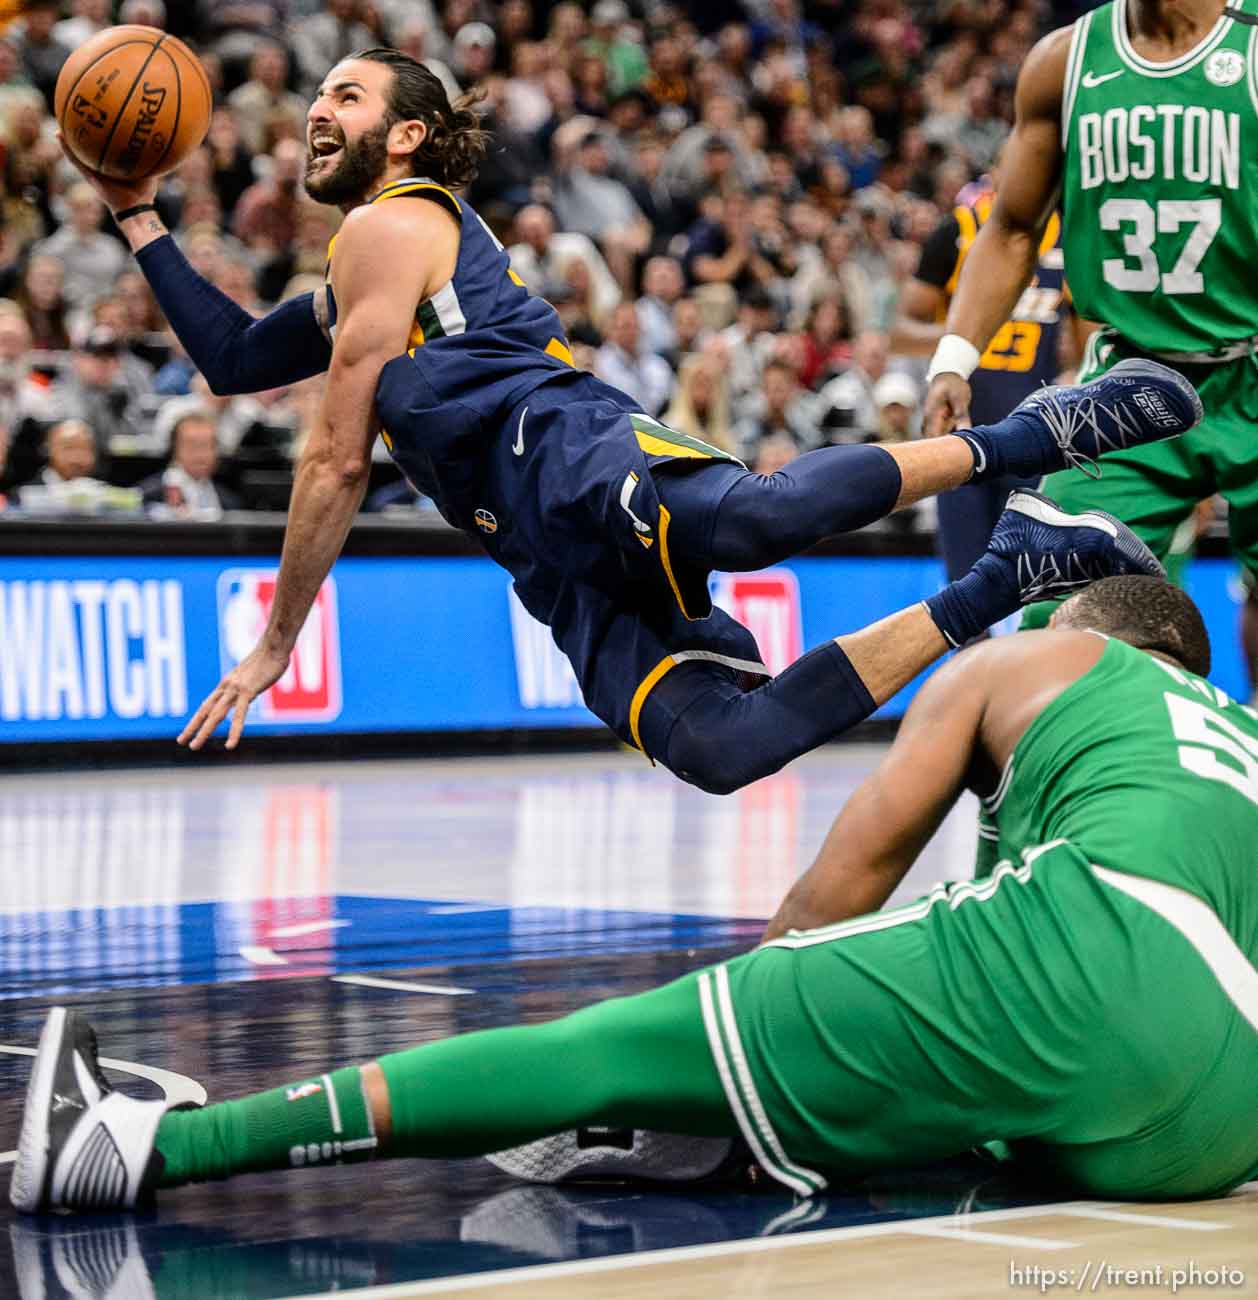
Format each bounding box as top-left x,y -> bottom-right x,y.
13,574 -> 1258,1211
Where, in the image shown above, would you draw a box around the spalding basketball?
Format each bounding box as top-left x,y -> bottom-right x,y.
54,26 -> 212,181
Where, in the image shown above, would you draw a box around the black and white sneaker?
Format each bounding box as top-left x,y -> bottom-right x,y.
486,1127 -> 742,1186
10,1008 -> 169,1215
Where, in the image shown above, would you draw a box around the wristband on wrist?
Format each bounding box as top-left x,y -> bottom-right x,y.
114,203 -> 158,223
926,333 -> 981,383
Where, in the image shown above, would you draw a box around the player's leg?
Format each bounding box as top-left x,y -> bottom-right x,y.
634,493 -> 1163,794
10,974 -> 738,1212
656,360 -> 1200,574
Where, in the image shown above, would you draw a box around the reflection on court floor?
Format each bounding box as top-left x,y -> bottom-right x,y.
2,751 -> 1252,1298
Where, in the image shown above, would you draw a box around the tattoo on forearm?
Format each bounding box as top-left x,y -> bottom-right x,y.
146,219 -> 163,235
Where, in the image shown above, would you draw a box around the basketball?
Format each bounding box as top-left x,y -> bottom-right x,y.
54,26 -> 212,181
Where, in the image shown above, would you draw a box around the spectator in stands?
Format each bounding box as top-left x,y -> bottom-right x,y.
733,357 -> 818,461
197,0 -> 287,84
594,301 -> 673,419
12,0 -> 69,110
671,296 -> 707,360
227,41 -> 308,155
816,330 -> 892,442
33,184 -> 128,311
797,286 -> 853,390
0,300 -> 56,431
393,17 -> 460,105
18,417 -> 123,512
662,351 -> 734,453
120,0 -> 166,26
635,256 -> 684,361
234,138 -> 304,257
720,285 -> 777,411
58,326 -> 151,454
508,204 -> 621,322
752,431 -> 798,477
17,253 -> 70,352
451,22 -> 496,86
925,75 -> 1007,173
870,371 -> 920,445
554,128 -> 650,287
831,107 -> 882,192
140,404 -> 241,519
54,0 -> 109,48
204,109 -> 257,227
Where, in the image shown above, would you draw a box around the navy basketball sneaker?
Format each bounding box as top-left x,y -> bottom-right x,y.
926,488 -> 1164,647
957,358 -> 1203,482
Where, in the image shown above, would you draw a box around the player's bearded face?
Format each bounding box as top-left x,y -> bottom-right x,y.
304,116 -> 392,204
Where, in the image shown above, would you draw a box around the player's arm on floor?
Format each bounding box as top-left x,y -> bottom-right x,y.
178,201 -> 439,749
923,28 -> 1071,435
762,641 -> 999,941
59,141 -> 333,394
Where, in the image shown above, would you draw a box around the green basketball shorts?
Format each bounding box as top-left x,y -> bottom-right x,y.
699,839 -> 1258,1198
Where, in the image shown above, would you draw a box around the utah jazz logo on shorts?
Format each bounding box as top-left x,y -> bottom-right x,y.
474,508 -> 499,535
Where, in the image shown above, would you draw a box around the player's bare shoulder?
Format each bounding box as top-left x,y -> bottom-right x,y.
975,629 -> 1108,768
331,198 -> 459,303
1015,25 -> 1076,120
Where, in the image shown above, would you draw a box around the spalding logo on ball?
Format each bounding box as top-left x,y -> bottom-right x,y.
54,25 -> 212,180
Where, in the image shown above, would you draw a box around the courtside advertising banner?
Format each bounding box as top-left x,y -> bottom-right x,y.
0,554 -> 1247,743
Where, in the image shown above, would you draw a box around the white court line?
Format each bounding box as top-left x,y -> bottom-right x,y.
1057,1204 -> 1229,1231
331,975 -> 476,997
903,1224 -> 1075,1250
239,946 -> 288,966
267,920 -> 351,939
425,905 -> 507,915
272,1200 -> 1112,1300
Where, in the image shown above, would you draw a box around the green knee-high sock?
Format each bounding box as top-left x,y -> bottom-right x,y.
379,979 -> 733,1159
154,1066 -> 376,1186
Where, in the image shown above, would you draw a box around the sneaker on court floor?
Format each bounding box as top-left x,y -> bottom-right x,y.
485,1127 -> 743,1186
10,1008 -> 168,1214
986,358 -> 1203,477
993,488 -> 1164,606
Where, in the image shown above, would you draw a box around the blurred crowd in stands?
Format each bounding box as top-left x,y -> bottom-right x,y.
0,0 -> 1076,523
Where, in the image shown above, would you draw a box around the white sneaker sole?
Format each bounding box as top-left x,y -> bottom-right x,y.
10,1006 -> 67,1213
1005,490 -> 1118,539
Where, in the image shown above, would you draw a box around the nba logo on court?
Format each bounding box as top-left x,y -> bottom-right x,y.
710,569 -> 803,676
216,570 -> 343,722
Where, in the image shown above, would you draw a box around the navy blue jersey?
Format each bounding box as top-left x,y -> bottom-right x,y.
345,178 -> 750,749
916,198 -> 1068,426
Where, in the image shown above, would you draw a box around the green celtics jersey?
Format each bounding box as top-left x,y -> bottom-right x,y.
979,637 -> 1258,955
1059,0 -> 1258,354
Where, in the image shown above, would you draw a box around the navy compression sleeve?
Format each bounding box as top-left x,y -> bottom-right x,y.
135,235 -> 333,395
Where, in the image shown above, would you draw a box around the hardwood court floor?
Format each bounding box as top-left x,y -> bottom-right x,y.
1,750 -> 1254,1299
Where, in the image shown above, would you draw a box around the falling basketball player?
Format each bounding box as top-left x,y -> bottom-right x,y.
13,576 -> 1258,1211
65,48 -> 1202,792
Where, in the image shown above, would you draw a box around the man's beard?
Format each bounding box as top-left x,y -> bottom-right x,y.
304,119 -> 392,205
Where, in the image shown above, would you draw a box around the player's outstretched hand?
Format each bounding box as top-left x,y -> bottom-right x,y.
924,373 -> 972,437
177,644 -> 290,751
56,132 -> 159,215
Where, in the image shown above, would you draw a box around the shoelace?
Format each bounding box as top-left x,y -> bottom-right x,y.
1027,389 -> 1148,480
1016,548 -> 1113,601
